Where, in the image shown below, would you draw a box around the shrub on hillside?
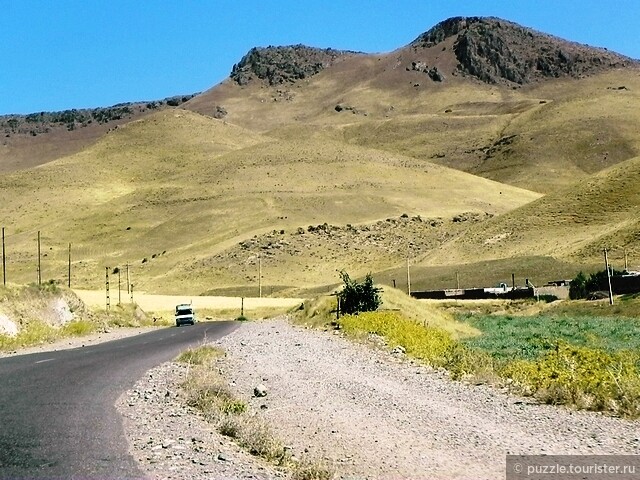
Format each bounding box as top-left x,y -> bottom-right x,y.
337,271 -> 381,315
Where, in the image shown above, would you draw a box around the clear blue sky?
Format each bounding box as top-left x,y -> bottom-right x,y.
1,0 -> 637,115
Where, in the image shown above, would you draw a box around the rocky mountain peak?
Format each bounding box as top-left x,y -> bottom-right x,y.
230,44 -> 361,86
411,16 -> 637,85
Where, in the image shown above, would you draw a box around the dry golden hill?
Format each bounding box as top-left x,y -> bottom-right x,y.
411,154 -> 640,286
188,64 -> 640,195
0,109 -> 539,294
3,17 -> 639,196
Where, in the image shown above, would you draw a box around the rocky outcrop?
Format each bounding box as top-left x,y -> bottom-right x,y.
230,45 -> 361,86
410,62 -> 445,82
412,17 -> 637,85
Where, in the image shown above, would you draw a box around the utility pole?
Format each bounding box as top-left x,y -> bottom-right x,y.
258,255 -> 262,298
126,262 -> 130,295
68,243 -> 71,288
106,267 -> 110,311
37,231 -> 41,285
118,268 -> 121,305
604,248 -> 614,306
406,256 -> 411,296
624,248 -> 629,271
2,227 -> 6,287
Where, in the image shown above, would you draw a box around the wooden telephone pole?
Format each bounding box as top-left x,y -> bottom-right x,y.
2,227 -> 6,286
406,256 -> 411,296
68,243 -> 72,288
105,267 -> 110,311
37,231 -> 41,285
258,255 -> 262,298
604,248 -> 614,306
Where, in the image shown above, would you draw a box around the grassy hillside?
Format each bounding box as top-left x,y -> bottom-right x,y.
421,154 -> 640,275
189,56 -> 640,194
0,109 -> 539,294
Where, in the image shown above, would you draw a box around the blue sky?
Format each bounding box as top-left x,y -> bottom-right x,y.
1,0 -> 637,115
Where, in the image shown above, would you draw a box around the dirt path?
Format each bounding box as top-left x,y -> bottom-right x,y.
73,289 -> 303,312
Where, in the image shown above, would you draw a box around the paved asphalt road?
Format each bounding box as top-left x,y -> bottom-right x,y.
0,321 -> 239,480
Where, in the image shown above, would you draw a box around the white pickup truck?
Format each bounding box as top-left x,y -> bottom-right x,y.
175,304 -> 196,326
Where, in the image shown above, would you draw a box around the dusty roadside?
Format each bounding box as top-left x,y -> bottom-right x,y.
0,325 -> 161,358
119,317 -> 640,479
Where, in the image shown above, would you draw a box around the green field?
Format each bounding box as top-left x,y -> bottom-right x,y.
461,312 -> 640,360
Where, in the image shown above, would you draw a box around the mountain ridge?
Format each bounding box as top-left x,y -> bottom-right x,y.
3,15 -> 637,176
411,16 -> 636,85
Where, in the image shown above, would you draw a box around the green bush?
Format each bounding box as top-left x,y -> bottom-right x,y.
337,271 -> 381,315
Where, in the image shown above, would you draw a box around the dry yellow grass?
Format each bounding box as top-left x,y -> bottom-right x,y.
0,108 -> 538,293
423,154 -> 640,271
295,286 -> 477,339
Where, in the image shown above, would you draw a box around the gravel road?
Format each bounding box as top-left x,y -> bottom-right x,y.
119,317 -> 640,480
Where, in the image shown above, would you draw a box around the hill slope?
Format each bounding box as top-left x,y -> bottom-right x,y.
2,16 -> 640,294
186,17 -> 640,193
0,95 -> 196,173
422,154 -> 640,271
3,17 -> 639,194
0,109 -> 540,294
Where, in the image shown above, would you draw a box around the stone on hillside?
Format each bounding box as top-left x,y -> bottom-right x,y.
212,106 -> 227,119
391,345 -> 407,355
428,67 -> 445,82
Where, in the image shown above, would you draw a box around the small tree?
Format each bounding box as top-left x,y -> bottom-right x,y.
569,271 -> 587,299
337,271 -> 382,315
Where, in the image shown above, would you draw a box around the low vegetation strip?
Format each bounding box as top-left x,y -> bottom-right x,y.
460,311 -> 640,417
0,319 -> 98,351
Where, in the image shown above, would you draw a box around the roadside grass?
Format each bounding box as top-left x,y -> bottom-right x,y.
293,286 -> 478,339
0,319 -> 99,351
501,343 -> 640,415
177,345 -> 223,365
0,285 -> 170,352
177,345 -> 334,478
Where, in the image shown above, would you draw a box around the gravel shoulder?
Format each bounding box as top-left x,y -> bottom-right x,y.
119,317 -> 640,480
